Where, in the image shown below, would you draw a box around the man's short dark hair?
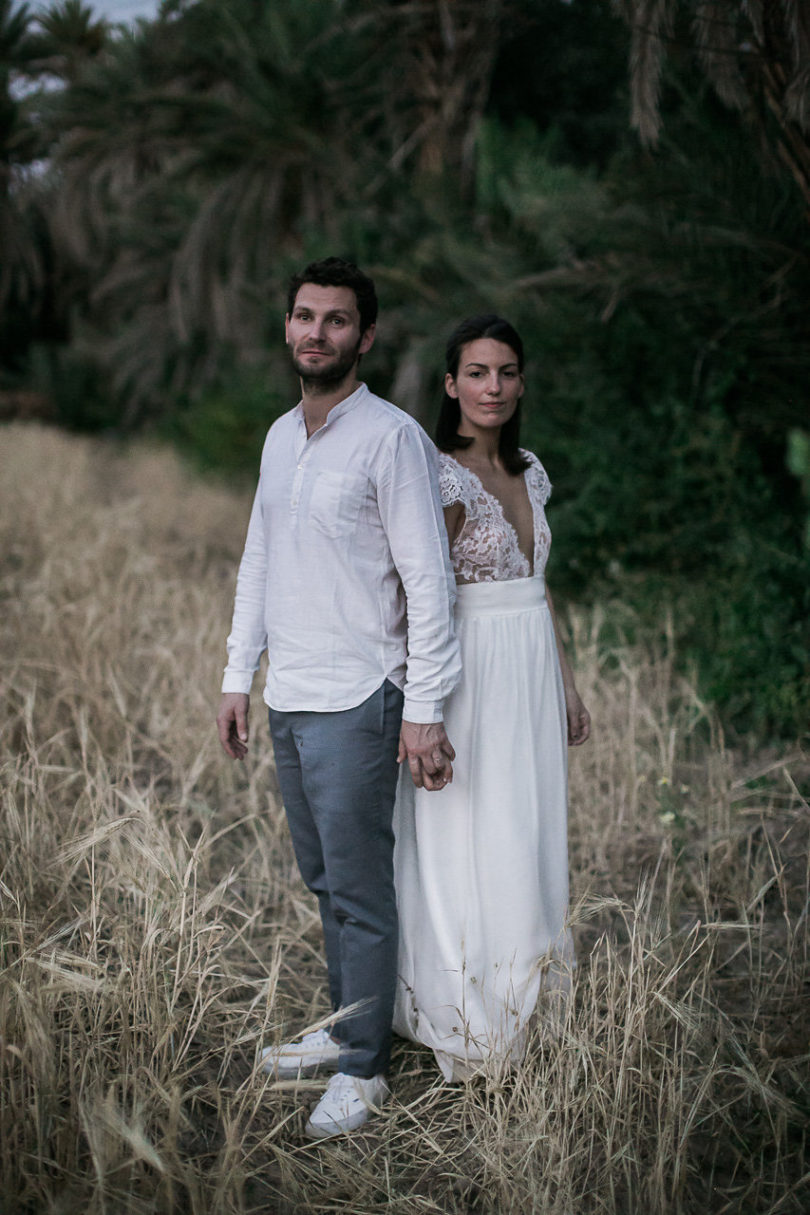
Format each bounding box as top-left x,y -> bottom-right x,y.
286,257 -> 378,334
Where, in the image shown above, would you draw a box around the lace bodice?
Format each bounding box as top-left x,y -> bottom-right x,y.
439,450 -> 552,584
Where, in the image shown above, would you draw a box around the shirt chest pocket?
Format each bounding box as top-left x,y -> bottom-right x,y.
307,470 -> 368,538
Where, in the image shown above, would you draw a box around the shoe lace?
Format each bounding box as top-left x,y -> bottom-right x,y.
304,1028 -> 332,1047
325,1072 -> 358,1100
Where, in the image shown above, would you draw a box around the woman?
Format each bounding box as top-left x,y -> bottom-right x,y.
393,315 -> 590,1082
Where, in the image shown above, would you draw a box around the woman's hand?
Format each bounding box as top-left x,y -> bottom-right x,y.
546,584 -> 590,747
565,688 -> 590,746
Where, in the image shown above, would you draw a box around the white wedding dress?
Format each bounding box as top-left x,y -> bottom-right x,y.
393,450 -> 573,1081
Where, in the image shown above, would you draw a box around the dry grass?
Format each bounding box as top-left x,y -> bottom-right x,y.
1,422 -> 807,1215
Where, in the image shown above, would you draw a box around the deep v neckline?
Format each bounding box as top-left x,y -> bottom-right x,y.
460,462 -> 535,576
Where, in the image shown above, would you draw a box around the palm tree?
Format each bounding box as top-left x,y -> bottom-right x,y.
0,0 -> 113,379
371,0 -> 505,188
41,0 -> 517,419
28,0 -> 108,82
614,0 -> 810,210
0,0 -> 45,355
42,0 -> 386,417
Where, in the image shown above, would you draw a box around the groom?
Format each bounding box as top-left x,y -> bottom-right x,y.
216,257 -> 460,1138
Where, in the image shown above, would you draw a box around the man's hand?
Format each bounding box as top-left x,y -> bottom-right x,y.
398,720 -> 455,791
217,692 -> 250,760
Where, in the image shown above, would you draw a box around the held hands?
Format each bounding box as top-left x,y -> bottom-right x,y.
217,692 -> 250,760
565,688 -> 591,747
398,720 -> 455,791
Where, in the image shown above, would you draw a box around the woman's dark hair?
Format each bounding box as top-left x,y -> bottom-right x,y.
287,256 -> 378,334
435,314 -> 530,474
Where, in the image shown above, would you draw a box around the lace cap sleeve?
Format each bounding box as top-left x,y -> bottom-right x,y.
438,453 -> 469,509
521,449 -> 552,506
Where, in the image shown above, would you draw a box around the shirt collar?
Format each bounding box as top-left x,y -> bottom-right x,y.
294,382 -> 368,431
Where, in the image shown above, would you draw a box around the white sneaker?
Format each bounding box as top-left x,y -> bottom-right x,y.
261,1027 -> 341,1079
304,1071 -> 389,1139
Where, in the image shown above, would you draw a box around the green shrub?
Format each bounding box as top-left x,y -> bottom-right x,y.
23,343 -> 119,432
164,360 -> 296,480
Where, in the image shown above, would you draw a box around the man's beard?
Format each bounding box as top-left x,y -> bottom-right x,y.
291,340 -> 362,392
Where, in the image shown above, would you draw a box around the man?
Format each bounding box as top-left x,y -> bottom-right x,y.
216,257 -> 460,1139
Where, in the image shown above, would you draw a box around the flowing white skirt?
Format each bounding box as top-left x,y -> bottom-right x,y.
393,576 -> 573,1081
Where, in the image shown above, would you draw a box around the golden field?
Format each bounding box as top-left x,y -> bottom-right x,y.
0,423 -> 807,1214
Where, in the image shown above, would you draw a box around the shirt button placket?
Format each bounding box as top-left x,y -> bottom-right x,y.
291,450 -> 308,514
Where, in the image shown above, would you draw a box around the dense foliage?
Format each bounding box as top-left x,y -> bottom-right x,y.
1,0 -> 808,737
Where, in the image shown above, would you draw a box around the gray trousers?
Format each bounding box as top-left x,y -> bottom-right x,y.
268,679 -> 404,1078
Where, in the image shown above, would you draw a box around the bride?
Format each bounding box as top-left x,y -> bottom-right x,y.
393,314 -> 590,1081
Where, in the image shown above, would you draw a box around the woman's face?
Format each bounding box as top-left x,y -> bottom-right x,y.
446,338 -> 524,437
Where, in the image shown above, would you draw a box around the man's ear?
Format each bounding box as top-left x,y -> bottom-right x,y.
284,313 -> 291,343
359,323 -> 376,356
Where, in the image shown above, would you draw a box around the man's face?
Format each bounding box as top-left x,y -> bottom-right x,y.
285,284 -> 375,388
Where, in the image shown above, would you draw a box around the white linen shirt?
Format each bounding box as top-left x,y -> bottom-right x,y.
221,383 -> 460,723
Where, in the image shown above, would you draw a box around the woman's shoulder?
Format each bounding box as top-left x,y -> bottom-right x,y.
438,451 -> 473,508
519,448 -> 552,503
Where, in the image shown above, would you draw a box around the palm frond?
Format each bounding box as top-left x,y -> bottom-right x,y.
693,1 -> 747,110
624,0 -> 674,146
